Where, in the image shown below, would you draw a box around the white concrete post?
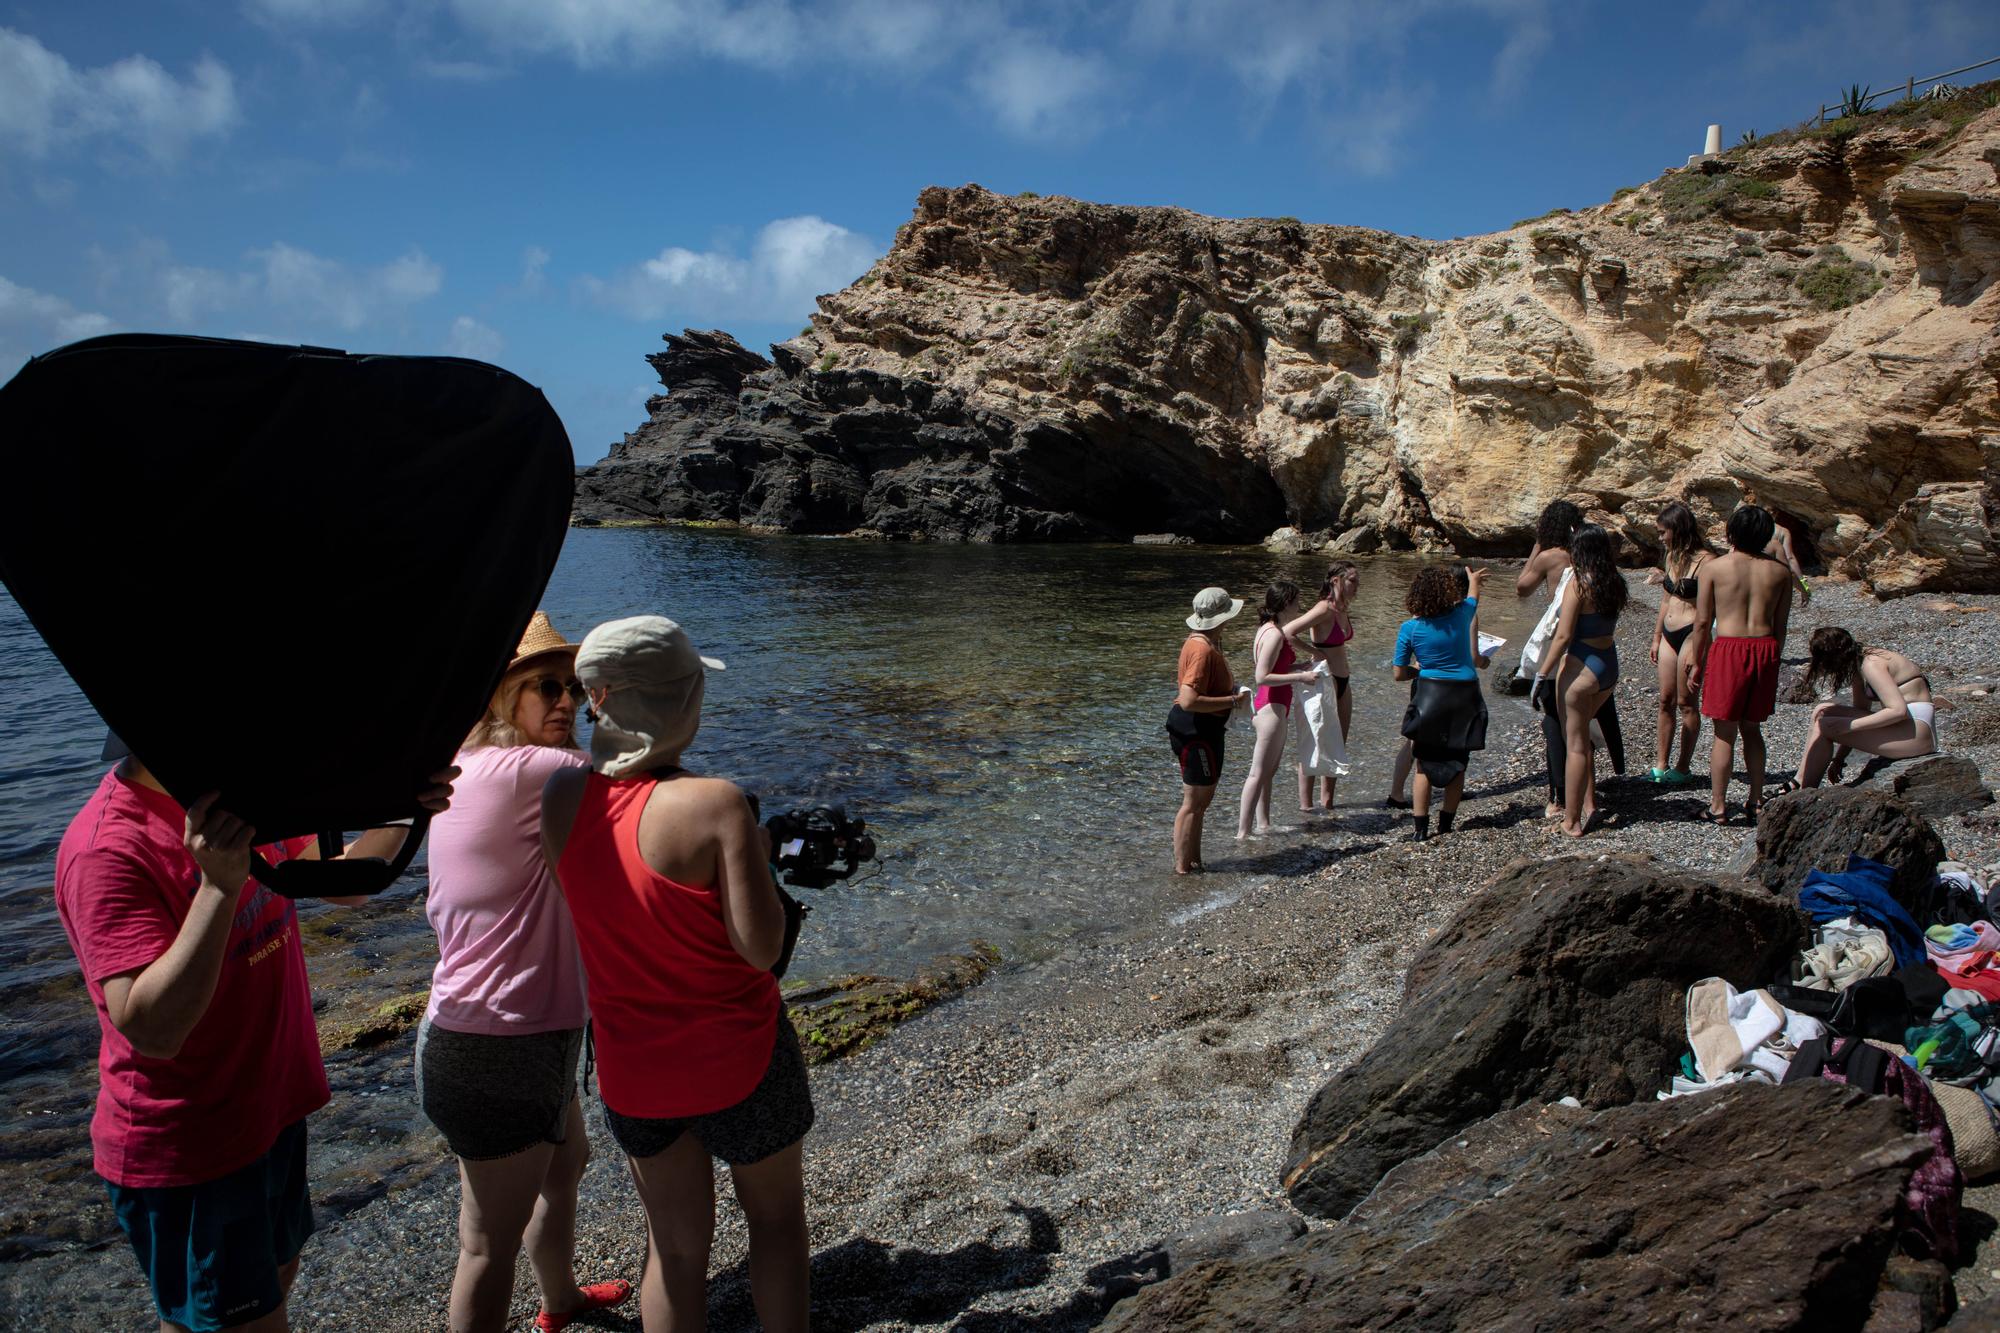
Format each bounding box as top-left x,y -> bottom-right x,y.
1704,124 -> 1722,156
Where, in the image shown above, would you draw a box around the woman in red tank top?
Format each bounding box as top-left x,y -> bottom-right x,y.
541,616 -> 810,1333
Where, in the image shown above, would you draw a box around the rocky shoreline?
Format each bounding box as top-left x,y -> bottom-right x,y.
6,580 -> 2000,1328
576,88 -> 2000,594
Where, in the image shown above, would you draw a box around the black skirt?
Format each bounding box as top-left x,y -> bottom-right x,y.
1400,677 -> 1489,786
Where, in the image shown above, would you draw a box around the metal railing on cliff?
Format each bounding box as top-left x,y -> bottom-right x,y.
1814,55 -> 2000,124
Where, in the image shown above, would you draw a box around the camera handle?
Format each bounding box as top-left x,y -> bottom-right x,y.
253,810 -> 431,899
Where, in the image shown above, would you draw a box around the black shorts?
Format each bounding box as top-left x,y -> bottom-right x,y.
604,1015 -> 814,1166
1166,705 -> 1225,787
416,1022 -> 582,1161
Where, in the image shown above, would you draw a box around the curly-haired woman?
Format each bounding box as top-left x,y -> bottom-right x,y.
1392,566 -> 1490,840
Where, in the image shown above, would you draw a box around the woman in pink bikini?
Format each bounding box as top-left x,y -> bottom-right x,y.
1285,562 -> 1358,813
1237,581 -> 1322,839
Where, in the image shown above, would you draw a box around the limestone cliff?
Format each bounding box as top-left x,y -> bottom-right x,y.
576,90 -> 2000,593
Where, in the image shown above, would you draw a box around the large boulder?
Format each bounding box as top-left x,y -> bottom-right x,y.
1281,854 -> 1808,1219
1744,787 -> 1947,910
1880,754 -> 1995,821
1112,1082 -> 1934,1332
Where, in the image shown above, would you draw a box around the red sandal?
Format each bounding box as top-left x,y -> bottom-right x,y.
534,1279 -> 633,1332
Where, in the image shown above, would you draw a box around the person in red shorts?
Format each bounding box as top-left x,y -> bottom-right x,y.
55,741 -> 455,1333
1683,504 -> 1795,825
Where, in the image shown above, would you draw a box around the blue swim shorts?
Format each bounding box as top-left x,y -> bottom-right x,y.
105,1118 -> 315,1331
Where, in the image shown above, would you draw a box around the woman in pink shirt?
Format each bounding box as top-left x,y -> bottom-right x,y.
419,612 -> 630,1333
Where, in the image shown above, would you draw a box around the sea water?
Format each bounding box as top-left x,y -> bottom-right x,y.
0,528 -> 1545,1253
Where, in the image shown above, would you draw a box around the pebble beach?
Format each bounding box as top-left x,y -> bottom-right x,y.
6,577 -> 2000,1330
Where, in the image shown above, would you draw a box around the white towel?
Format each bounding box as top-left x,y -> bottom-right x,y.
1294,671 -> 1351,777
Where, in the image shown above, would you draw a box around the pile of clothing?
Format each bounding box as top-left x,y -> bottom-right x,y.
1660,856 -> 2000,1264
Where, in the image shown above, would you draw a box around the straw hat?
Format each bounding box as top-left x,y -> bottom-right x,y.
507,611 -> 578,672
1185,586 -> 1244,631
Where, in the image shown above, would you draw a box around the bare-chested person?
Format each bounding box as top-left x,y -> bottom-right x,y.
1684,504 -> 1794,824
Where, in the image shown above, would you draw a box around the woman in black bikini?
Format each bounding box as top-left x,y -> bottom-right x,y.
1647,502 -> 1707,785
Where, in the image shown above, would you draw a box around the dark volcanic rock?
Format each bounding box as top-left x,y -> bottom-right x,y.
1884,754 -> 1995,820
572,329 -> 1287,542
1080,1210 -> 1307,1317
1281,854 -> 1809,1220
1948,1296 -> 2000,1330
1113,1082 -> 1934,1333
1744,787 -> 1948,910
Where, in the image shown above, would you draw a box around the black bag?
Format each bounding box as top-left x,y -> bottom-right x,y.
0,335 -> 573,897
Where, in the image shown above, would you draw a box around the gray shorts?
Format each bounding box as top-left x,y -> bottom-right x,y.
415,1021 -> 583,1161
604,1015 -> 814,1165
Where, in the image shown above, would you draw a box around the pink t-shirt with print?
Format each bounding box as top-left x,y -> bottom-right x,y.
422,745 -> 590,1036
54,767 -> 329,1188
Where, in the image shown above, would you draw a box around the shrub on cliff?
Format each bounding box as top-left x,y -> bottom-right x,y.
1797,248 -> 1883,310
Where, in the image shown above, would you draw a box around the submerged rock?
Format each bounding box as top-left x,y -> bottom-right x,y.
1281,853 -> 1808,1220
1111,1082 -> 1933,1332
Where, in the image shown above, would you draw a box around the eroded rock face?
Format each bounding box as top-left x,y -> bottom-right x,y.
1280,853 -> 1809,1220
579,103 -> 2000,589
1109,1082 -> 1933,1333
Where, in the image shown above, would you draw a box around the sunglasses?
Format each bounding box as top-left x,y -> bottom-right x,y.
526,675 -> 584,706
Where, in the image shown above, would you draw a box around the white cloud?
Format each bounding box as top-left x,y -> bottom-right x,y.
0,28 -> 239,163
0,274 -> 115,375
445,0 -> 807,70
971,39 -> 1113,140
444,314 -> 506,360
155,242 -> 442,331
0,273 -> 115,344
244,0 -> 379,23
581,215 -> 881,323
417,58 -> 511,82
1125,0 -> 1551,169
519,245 -> 552,294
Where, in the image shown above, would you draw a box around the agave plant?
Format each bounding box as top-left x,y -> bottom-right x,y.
1838,83 -> 1872,118
1739,129 -> 1758,146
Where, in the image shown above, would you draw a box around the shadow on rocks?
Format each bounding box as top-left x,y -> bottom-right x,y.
707,1203 -> 1061,1333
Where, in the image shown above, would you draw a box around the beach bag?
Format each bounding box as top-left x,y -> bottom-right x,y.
1787,1035 -> 1963,1260
0,335 -> 574,897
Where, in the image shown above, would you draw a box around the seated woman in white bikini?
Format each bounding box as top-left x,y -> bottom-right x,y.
1784,626 -> 1939,792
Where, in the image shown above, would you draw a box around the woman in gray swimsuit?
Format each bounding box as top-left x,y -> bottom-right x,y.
1784,627 -> 1940,791
1647,502 -> 1708,784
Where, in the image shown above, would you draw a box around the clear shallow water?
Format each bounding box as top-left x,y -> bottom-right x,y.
0,529 -> 1545,1251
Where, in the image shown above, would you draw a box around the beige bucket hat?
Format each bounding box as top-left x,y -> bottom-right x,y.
1185,586 -> 1244,631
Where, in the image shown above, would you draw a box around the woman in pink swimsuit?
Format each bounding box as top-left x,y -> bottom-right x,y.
1285,562 -> 1359,813
1237,581 -> 1321,839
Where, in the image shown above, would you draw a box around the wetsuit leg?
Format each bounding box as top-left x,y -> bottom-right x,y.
1537,678 -> 1566,804
1597,693 -> 1627,776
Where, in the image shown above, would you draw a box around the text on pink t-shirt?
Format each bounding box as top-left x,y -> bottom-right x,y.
54,767 -> 330,1188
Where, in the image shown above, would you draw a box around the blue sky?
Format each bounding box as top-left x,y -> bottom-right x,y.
3,1 -> 1996,461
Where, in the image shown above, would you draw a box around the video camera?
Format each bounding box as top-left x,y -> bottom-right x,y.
765,805 -> 877,889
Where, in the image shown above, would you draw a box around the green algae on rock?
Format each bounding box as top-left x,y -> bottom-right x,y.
786,943 -> 1000,1065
